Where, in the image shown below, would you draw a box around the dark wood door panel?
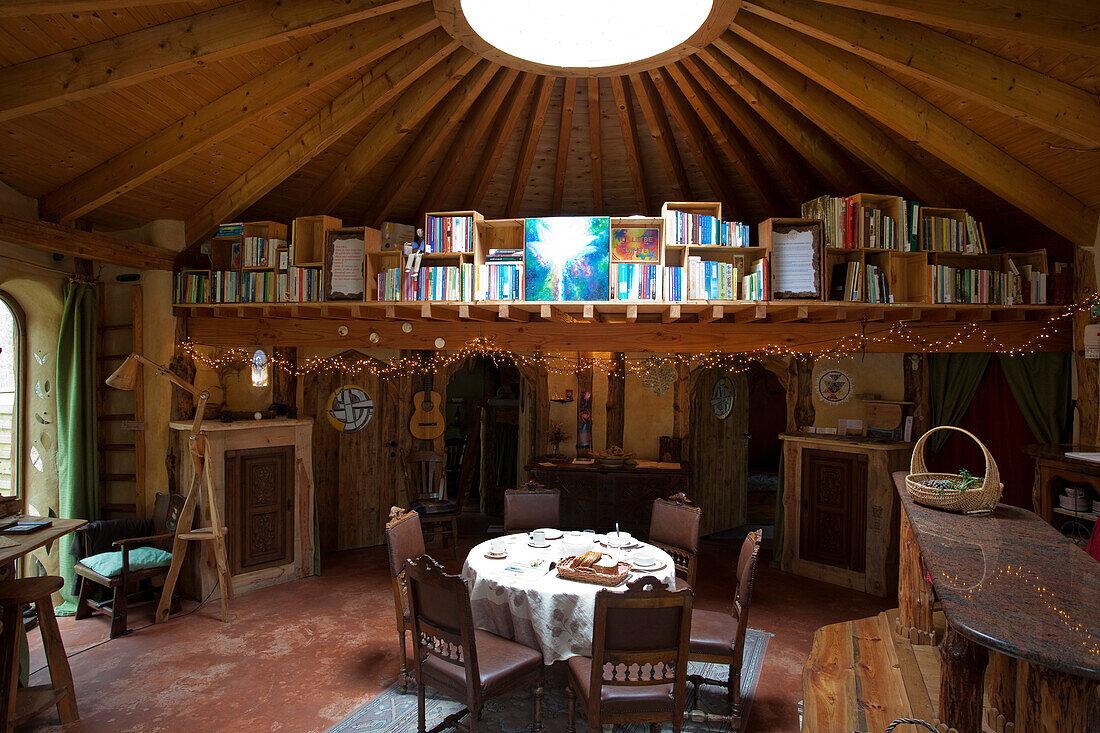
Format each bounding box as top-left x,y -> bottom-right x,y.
226,446 -> 293,574
800,448 -> 867,571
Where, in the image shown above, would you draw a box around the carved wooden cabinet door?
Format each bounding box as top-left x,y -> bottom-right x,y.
799,448 -> 867,571
226,446 -> 294,573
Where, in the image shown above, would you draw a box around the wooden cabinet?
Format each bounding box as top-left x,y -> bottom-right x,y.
780,433 -> 911,597
226,446 -> 294,574
799,449 -> 866,572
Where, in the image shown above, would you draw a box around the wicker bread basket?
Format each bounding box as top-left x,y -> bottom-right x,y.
906,426 -> 1003,515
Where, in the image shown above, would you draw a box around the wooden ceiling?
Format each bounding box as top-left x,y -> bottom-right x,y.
0,0 -> 1096,250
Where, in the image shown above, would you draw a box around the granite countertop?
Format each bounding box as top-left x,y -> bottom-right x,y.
893,471 -> 1100,680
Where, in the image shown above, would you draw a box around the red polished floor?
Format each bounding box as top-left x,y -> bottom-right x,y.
24,528 -> 892,732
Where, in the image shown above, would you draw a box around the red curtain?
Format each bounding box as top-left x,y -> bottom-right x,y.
927,358 -> 1036,510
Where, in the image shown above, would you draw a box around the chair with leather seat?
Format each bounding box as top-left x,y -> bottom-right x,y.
686,529 -> 762,728
384,506 -> 426,694
405,554 -> 545,733
566,576 -> 693,733
503,481 -> 560,532
401,450 -> 461,555
648,492 -> 702,589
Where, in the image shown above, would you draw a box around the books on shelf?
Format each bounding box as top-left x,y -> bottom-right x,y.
1006,257 -> 1047,304
612,263 -> 660,300
285,266 -> 322,302
863,263 -> 892,304
688,256 -> 741,300
667,211 -> 720,245
377,267 -> 402,301
920,214 -> 986,253
665,267 -> 687,302
803,194 -> 909,250
241,235 -> 287,268
217,222 -> 244,237
476,248 -> 523,300
403,264 -> 474,301
176,270 -> 209,304
241,270 -> 277,302
930,265 -> 1005,304
830,262 -> 862,302
742,258 -> 769,301
721,221 -> 752,247
425,215 -> 474,253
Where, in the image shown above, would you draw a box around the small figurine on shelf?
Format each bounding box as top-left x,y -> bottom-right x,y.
548,422 -> 571,461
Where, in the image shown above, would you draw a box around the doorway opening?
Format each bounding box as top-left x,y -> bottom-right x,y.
745,362 -> 785,526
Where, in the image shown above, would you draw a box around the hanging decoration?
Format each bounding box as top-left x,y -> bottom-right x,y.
577,390 -> 593,452
710,376 -> 734,419
639,357 -> 675,396
817,369 -> 852,404
325,385 -> 375,433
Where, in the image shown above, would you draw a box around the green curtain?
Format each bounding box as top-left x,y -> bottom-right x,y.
929,353 -> 990,452
55,280 -> 99,614
998,353 -> 1071,444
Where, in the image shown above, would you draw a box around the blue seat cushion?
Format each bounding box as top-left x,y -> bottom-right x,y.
78,547 -> 173,577
410,498 -> 458,516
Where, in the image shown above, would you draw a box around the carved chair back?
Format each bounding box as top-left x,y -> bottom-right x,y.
503,482 -> 561,531
385,507 -> 426,631
648,493 -> 702,587
587,576 -> 693,721
152,493 -> 186,550
405,554 -> 482,708
403,450 -> 447,502
731,530 -> 763,664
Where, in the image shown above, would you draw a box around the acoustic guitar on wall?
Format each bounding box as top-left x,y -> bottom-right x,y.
409,371 -> 445,440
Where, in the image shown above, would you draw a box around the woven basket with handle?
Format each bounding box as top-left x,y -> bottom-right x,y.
906,426 -> 1003,515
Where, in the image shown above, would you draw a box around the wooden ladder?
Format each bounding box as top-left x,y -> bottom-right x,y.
95,283 -> 145,517
155,424 -> 232,624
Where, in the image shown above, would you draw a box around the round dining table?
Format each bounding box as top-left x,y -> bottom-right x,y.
462,531 -> 677,664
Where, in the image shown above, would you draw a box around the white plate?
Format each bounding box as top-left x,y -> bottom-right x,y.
527,541 -> 551,549
484,551 -> 508,559
631,561 -> 666,572
535,528 -> 563,540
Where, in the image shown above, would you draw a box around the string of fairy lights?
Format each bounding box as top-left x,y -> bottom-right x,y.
178,294 -> 1096,379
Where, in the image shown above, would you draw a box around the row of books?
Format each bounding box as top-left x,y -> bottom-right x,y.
829,262 -> 896,303
722,221 -> 752,248
803,195 -> 918,251
931,266 -> 1007,305
176,270 -> 210,304
665,267 -> 687,302
688,257 -> 741,300
282,266 -> 323,303
612,263 -> 660,300
408,264 -> 476,301
1007,258 -> 1048,305
240,271 -> 278,303
921,214 -> 987,253
425,215 -> 474,253
239,236 -> 288,269
666,212 -> 720,245
475,264 -> 523,300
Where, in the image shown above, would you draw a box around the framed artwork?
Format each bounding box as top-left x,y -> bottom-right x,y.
325,385 -> 375,432
711,377 -> 734,419
817,370 -> 852,403
611,227 -> 660,262
524,216 -> 610,301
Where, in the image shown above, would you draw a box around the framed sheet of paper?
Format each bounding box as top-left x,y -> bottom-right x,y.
325,227 -> 366,300
762,219 -> 822,299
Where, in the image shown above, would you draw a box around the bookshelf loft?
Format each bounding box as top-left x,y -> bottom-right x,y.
174,198 -> 1069,313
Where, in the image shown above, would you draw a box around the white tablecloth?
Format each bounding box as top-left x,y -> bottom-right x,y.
462,532 -> 676,664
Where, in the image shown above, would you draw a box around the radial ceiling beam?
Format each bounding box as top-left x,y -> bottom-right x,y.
662,63 -> 792,214
713,34 -> 949,205
647,69 -> 751,219
417,67 -> 520,213
505,76 -> 554,218
369,61 -> 497,226
0,0 -> 421,122
551,77 -> 578,215
695,47 -> 862,195
0,215 -> 175,270
301,49 -> 481,216
630,73 -> 694,202
747,0 -> 1100,148
809,0 -> 1100,58
185,35 -> 461,245
731,15 -> 1100,246
682,56 -> 816,204
468,74 -> 537,209
40,5 -> 440,223
587,79 -> 603,211
0,1 -> 178,13
609,77 -> 648,213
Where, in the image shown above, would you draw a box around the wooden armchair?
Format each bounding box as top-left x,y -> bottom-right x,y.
648,492 -> 702,589
401,450 -> 464,554
74,493 -> 185,638
384,506 -> 426,694
566,576 -> 693,732
686,529 -> 762,728
503,481 -> 560,532
405,554 -> 544,733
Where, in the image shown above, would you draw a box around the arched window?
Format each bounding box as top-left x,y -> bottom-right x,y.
0,292 -> 24,498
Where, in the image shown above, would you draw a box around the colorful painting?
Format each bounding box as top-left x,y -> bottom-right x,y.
524,216 -> 610,301
577,390 -> 592,452
817,370 -> 852,403
611,227 -> 660,262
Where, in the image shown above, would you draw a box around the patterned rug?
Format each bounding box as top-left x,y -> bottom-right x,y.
331,629 -> 770,732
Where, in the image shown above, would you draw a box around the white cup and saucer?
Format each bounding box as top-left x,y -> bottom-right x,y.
631,550 -> 662,571
528,529 -> 551,549
485,540 -> 508,559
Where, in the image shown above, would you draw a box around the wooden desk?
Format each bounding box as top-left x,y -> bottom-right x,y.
894,472 -> 1099,732
524,462 -> 691,537
0,518 -> 86,579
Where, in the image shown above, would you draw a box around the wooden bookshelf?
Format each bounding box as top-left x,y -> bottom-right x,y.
291,215 -> 338,266
661,201 -> 722,247
760,217 -> 824,301
848,193 -> 904,250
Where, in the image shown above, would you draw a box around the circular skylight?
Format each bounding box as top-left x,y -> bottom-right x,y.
459,0 -> 715,70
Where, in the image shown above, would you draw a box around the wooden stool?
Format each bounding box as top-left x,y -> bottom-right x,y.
0,577 -> 78,731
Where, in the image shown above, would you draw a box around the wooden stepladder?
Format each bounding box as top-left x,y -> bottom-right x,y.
154,396 -> 233,624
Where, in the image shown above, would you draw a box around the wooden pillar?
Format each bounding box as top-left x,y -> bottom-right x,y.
785,356 -> 815,431
938,626 -> 988,733
1014,661 -> 1095,733
896,507 -> 936,645
985,651 -> 1017,732
904,353 -> 931,438
606,352 -> 625,449
166,316 -> 197,494
272,346 -> 298,415
1073,246 -> 1097,444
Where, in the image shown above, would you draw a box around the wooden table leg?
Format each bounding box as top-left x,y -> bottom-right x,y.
938,625 -> 987,733
985,650 -> 1016,732
896,509 -> 936,645
1015,661 -> 1095,733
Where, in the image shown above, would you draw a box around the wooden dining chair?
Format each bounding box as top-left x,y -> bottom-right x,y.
648,492 -> 702,589
503,482 -> 561,532
401,450 -> 460,554
405,554 -> 545,733
566,576 -> 693,733
384,506 -> 426,694
686,529 -> 762,729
